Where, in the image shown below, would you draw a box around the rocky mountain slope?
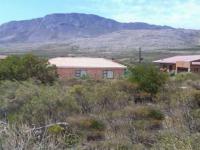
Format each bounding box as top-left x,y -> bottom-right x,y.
0,13 -> 200,52
70,29 -> 200,50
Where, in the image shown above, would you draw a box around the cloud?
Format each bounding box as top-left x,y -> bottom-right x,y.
95,0 -> 200,29
1,0 -> 200,29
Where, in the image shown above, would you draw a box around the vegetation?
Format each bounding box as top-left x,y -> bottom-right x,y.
0,55 -> 199,149
128,64 -> 168,96
0,54 -> 58,83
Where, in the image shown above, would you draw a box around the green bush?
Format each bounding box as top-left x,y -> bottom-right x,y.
67,81 -> 131,113
148,108 -> 165,120
128,64 -> 168,96
64,133 -> 80,148
175,72 -> 200,82
68,116 -> 105,131
48,125 -> 65,135
0,54 -> 58,84
0,81 -> 80,125
67,85 -> 93,114
89,119 -> 105,131
123,106 -> 164,121
93,83 -> 130,111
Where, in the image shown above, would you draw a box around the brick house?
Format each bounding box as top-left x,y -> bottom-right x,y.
49,57 -> 127,79
153,55 -> 200,74
0,55 -> 7,60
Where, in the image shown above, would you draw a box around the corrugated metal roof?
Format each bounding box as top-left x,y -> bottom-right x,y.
153,55 -> 200,64
49,57 -> 127,69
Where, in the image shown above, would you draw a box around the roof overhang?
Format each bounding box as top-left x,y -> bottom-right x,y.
153,55 -> 200,64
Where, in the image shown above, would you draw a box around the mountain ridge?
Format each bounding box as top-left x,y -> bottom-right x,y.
0,13 -> 200,53
0,13 -> 174,43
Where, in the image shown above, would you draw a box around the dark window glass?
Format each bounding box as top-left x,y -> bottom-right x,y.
75,70 -> 87,77
103,70 -> 114,79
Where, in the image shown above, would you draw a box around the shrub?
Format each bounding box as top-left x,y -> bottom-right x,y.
88,119 -> 105,131
0,81 -> 80,125
68,116 -> 105,131
123,106 -> 165,121
48,125 -> 65,135
67,82 -> 131,113
153,132 -> 200,150
0,80 -> 39,120
148,108 -> 165,120
175,72 -> 200,82
1,73 -> 199,149
0,54 -> 58,84
110,80 -> 138,94
191,91 -> 200,108
64,133 -> 80,148
132,120 -> 163,130
93,83 -> 130,111
67,85 -> 93,114
67,116 -> 105,142
128,64 -> 168,96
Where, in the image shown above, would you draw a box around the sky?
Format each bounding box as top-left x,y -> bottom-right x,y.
0,0 -> 200,29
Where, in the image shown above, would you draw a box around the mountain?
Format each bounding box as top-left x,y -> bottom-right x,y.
0,13 -> 173,43
0,13 -> 200,53
71,29 -> 200,50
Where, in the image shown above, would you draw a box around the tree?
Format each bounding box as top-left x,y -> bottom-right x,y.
128,64 -> 168,96
0,54 -> 58,84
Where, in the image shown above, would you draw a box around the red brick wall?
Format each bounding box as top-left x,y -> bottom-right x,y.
57,68 -> 125,79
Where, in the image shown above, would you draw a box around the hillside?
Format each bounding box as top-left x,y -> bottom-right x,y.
71,29 -> 200,50
0,13 -> 200,53
0,13 -> 173,43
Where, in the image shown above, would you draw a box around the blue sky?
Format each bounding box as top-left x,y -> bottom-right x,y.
1,0 -> 200,29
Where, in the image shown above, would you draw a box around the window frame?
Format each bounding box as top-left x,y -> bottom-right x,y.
75,69 -> 87,78
103,70 -> 114,79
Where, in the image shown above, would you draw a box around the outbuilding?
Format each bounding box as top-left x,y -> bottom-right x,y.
154,55 -> 200,74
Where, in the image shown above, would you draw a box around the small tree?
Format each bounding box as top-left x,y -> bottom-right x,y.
128,64 -> 168,96
0,54 -> 58,84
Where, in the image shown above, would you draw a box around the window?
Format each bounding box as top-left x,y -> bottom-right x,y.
103,70 -> 114,79
193,68 -> 199,73
75,70 -> 87,78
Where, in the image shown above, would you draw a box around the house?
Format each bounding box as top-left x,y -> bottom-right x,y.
0,55 -> 7,60
153,55 -> 200,73
49,57 -> 127,79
